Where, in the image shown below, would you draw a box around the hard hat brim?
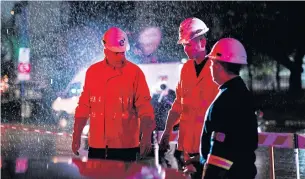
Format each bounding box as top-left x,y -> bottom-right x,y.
106,44 -> 130,53
177,29 -> 209,45
207,55 -> 248,65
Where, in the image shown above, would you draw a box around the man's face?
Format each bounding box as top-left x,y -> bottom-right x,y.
182,37 -> 206,59
210,59 -> 222,85
104,48 -> 126,65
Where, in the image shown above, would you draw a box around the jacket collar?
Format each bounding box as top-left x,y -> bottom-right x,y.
102,58 -> 128,69
219,76 -> 242,90
195,57 -> 210,85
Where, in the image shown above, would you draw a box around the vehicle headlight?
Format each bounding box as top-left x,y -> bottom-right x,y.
71,89 -> 77,94
59,118 -> 67,128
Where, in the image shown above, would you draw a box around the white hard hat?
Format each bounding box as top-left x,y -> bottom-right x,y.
177,17 -> 209,44
207,38 -> 247,64
102,27 -> 130,52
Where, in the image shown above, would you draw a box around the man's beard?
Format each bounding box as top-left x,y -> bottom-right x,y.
108,58 -> 125,68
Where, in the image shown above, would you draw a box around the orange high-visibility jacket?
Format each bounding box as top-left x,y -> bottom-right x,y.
170,59 -> 219,153
74,59 -> 155,148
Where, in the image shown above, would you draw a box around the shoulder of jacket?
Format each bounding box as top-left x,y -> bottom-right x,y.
126,60 -> 139,68
126,60 -> 144,74
182,59 -> 194,69
87,61 -> 104,74
179,59 -> 194,75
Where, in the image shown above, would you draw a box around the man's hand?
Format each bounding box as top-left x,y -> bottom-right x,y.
183,164 -> 197,176
72,118 -> 88,156
183,153 -> 199,176
140,137 -> 152,157
72,136 -> 81,156
159,131 -> 170,151
184,155 -> 200,165
159,110 -> 180,151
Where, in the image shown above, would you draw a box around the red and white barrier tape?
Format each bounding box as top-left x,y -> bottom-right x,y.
298,134 -> 305,149
258,132 -> 294,148
1,124 -> 304,148
258,132 -> 305,149
0,124 -> 88,138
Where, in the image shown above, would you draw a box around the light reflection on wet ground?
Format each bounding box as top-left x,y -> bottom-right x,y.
1,123 -> 304,179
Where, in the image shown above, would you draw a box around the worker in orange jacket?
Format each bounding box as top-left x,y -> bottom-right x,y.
72,27 -> 156,162
160,17 -> 219,178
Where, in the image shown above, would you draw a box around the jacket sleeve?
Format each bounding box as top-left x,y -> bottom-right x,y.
200,105 -> 213,164
134,68 -> 156,132
73,70 -> 91,138
164,73 -> 182,131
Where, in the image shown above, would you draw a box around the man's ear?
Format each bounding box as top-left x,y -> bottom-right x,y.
200,38 -> 207,49
216,62 -> 223,72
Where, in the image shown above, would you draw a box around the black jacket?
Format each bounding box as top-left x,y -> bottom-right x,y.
200,76 -> 258,179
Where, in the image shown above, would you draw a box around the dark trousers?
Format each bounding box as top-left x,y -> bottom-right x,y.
174,150 -> 203,179
88,147 -> 140,162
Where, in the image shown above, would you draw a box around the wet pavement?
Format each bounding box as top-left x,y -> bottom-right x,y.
1,122 -> 305,179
